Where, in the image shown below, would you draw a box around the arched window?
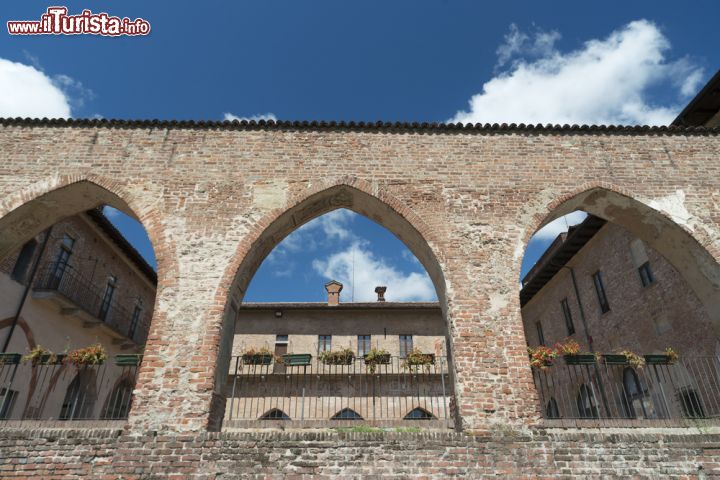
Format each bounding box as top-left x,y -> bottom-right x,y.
59,372 -> 97,420
576,384 -> 599,419
404,407 -> 435,420
11,239 -> 37,284
260,408 -> 290,420
621,367 -> 652,419
102,379 -> 134,420
545,397 -> 560,419
331,408 -> 363,420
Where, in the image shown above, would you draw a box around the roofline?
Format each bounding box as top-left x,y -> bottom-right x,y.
519,215 -> 607,306
239,302 -> 440,310
85,208 -> 158,285
1,117 -> 719,135
672,70 -> 720,127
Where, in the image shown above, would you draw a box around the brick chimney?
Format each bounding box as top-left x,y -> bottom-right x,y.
325,280 -> 343,306
374,286 -> 387,302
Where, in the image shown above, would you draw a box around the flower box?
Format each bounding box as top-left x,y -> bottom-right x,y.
644,354 -> 673,365
563,354 -> 596,365
602,354 -> 629,365
282,353 -> 312,366
115,354 -> 143,367
363,353 -> 391,365
242,353 -> 274,365
0,353 -> 21,365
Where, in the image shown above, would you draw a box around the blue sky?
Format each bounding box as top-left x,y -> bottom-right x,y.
3,2 -> 718,301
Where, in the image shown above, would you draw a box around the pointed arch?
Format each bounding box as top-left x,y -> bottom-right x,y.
518,183 -> 720,334
331,408 -> 363,420
259,408 -> 290,420
404,407 -> 435,420
216,177 -> 448,309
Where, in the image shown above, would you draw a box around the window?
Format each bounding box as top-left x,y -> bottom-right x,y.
0,389 -> 18,420
102,380 -> 133,420
545,398 -> 560,419
51,234 -> 74,286
592,271 -> 610,313
535,321 -> 545,346
561,298 -> 575,335
128,305 -> 142,340
98,275 -> 117,321
621,368 -> 652,419
318,335 -> 332,353
275,334 -> 289,344
404,407 -> 435,420
331,408 -> 363,420
399,335 -> 413,358
59,373 -> 96,420
11,240 -> 37,284
638,262 -> 654,287
576,384 -> 599,419
357,335 -> 371,357
260,408 -> 290,420
679,388 -> 705,419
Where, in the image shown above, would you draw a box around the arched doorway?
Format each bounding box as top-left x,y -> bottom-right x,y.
520,186 -> 720,424
0,179 -> 158,422
213,183 -> 455,430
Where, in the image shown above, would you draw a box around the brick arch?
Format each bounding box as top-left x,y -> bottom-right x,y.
215,175 -> 448,309
207,177 -> 453,429
516,182 -> 720,335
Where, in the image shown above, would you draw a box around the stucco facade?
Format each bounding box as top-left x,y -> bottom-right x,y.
0,211 -> 155,422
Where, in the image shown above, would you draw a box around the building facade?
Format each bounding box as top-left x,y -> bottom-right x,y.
224,282 -> 452,426
521,216 -> 720,423
0,209 -> 155,422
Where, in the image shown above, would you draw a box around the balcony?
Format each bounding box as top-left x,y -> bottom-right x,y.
223,355 -> 454,428
533,355 -> 720,427
0,354 -> 141,425
32,262 -> 140,346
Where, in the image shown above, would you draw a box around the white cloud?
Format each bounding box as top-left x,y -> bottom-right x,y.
0,57 -> 72,118
312,243 -> 436,302
451,20 -> 704,126
531,211 -> 588,242
224,112 -> 277,122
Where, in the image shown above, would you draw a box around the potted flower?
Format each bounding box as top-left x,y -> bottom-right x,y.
65,343 -> 107,366
319,347 -> 355,365
644,347 -> 678,365
554,339 -> 595,365
402,348 -> 435,373
527,345 -> 557,370
242,347 -> 275,365
22,345 -> 58,365
603,350 -> 645,369
363,347 -> 391,374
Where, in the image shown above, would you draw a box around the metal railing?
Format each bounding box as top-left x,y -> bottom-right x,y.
533,356 -> 720,426
33,261 -> 141,342
0,355 -> 140,422
225,355 -> 454,425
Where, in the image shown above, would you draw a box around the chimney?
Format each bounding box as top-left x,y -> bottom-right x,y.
374,286 -> 387,302
325,280 -> 343,306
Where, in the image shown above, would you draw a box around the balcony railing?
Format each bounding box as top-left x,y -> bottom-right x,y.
224,355 -> 454,427
533,355 -> 720,426
32,261 -> 140,342
0,354 -> 140,423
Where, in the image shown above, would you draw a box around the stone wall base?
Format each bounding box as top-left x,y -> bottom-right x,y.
1,427 -> 719,478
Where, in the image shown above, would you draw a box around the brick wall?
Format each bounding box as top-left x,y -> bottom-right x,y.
0,122 -> 718,433
0,427 -> 718,478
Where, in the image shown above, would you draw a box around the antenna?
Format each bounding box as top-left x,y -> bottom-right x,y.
351,245 -> 355,302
